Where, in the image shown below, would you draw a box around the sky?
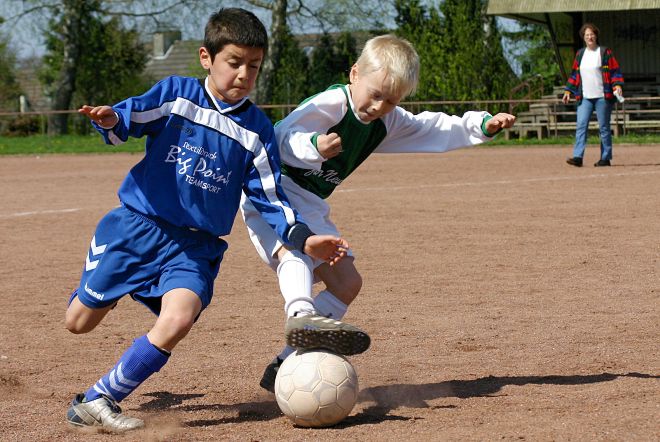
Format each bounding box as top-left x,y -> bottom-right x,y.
1,1 -> 522,74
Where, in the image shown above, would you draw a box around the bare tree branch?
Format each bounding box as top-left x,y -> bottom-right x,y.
244,0 -> 275,11
98,0 -> 193,18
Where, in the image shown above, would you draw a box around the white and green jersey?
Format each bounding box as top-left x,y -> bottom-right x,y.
276,84 -> 494,199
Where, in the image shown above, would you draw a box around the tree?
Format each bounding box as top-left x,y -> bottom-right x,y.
245,0 -> 384,104
2,0 -> 192,135
306,31 -> 358,96
308,33 -> 338,94
268,25 -> 309,114
0,31 -> 22,112
40,5 -> 149,134
503,22 -> 562,95
394,0 -> 516,113
331,31 -> 358,84
3,0 -> 384,123
394,0 -> 443,100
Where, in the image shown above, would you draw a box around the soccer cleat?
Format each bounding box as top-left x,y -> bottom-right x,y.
66,393 -> 144,433
259,357 -> 283,393
285,310 -> 370,356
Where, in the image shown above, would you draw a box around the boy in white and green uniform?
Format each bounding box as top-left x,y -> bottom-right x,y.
240,34 -> 516,392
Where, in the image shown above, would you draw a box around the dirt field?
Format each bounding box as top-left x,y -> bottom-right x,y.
0,144 -> 658,441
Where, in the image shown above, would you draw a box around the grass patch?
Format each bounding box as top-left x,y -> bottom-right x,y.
0,132 -> 658,155
488,133 -> 660,146
0,134 -> 144,155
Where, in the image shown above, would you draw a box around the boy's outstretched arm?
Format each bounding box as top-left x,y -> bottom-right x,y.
79,105 -> 118,129
484,112 -> 516,136
303,235 -> 349,266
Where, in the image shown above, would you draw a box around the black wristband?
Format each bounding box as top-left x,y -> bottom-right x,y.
288,223 -> 315,253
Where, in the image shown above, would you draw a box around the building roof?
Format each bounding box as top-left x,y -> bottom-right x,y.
487,0 -> 660,14
143,40 -> 204,82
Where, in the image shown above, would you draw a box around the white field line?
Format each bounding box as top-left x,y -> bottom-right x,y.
1,169 -> 658,219
0,208 -> 81,219
335,169 -> 660,194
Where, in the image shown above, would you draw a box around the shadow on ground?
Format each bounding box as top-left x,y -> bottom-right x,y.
135,372 -> 657,428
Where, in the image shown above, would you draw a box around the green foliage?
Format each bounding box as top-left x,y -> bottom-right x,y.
394,0 -> 516,114
3,115 -> 41,136
269,26 -> 309,107
39,0 -> 148,133
308,33 -> 339,93
330,32 -> 357,84
502,22 -> 562,95
308,32 -> 358,93
0,35 -> 22,112
394,0 -> 443,100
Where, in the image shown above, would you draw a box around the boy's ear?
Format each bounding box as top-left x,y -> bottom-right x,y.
349,64 -> 359,83
199,47 -> 212,70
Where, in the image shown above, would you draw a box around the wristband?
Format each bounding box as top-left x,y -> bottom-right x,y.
288,223 -> 315,253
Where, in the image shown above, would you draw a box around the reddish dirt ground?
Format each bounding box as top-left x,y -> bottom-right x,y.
0,144 -> 658,441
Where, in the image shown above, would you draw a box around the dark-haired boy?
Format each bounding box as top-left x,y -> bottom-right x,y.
65,8 -> 351,432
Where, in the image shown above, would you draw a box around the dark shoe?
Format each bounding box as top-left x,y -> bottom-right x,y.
285,310 -> 371,356
594,160 -> 611,167
260,357 -> 283,393
566,157 -> 583,167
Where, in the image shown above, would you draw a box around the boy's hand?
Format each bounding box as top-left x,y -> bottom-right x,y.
303,235 -> 349,266
562,91 -> 571,104
79,105 -> 118,129
317,133 -> 343,159
485,113 -> 516,135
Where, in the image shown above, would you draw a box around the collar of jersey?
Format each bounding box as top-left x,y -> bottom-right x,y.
204,77 -> 248,114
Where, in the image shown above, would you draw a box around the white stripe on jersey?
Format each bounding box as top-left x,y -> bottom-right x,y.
109,91 -> 297,228
131,100 -> 176,124
107,130 -> 123,146
170,97 -> 297,226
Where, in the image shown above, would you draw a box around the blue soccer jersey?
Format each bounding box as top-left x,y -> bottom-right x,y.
94,75 -> 303,243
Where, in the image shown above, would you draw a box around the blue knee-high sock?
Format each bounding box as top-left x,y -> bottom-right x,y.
84,335 -> 169,403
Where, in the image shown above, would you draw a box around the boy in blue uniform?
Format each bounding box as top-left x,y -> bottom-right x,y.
240,34 -> 516,392
64,8 -> 361,433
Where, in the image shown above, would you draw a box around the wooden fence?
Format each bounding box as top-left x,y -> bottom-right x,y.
1,97 -> 659,138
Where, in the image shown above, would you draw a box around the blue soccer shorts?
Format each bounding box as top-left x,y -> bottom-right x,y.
74,205 -> 227,315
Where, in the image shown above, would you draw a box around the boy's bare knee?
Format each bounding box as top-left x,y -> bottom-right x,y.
345,273 -> 363,298
64,316 -> 92,334
329,272 -> 363,302
65,301 -> 110,334
159,313 -> 195,337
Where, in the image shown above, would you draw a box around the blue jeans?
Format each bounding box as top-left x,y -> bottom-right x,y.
573,97 -> 613,161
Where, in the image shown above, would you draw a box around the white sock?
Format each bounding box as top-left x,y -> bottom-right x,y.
277,250 -> 315,317
313,290 -> 348,320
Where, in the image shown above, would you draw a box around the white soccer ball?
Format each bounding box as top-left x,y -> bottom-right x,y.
274,349 -> 359,427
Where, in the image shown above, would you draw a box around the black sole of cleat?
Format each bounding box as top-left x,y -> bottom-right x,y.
285,329 -> 370,355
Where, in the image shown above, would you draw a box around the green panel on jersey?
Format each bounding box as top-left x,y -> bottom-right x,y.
282,85 -> 387,199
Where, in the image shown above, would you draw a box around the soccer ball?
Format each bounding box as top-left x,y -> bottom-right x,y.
274,350 -> 359,427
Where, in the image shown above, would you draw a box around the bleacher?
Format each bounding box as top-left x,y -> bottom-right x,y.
505,76 -> 660,139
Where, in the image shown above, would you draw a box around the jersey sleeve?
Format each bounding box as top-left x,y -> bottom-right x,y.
243,122 -> 312,249
375,107 -> 493,154
93,76 -> 177,145
275,88 -> 347,170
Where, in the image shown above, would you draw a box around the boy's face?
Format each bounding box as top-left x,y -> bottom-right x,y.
199,44 -> 264,104
348,64 -> 403,122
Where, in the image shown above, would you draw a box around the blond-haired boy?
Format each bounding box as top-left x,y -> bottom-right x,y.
240,34 -> 516,392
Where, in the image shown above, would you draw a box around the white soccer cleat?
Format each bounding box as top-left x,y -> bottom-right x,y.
66,393 -> 144,432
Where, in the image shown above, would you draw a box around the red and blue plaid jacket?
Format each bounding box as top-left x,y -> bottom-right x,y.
565,47 -> 624,103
